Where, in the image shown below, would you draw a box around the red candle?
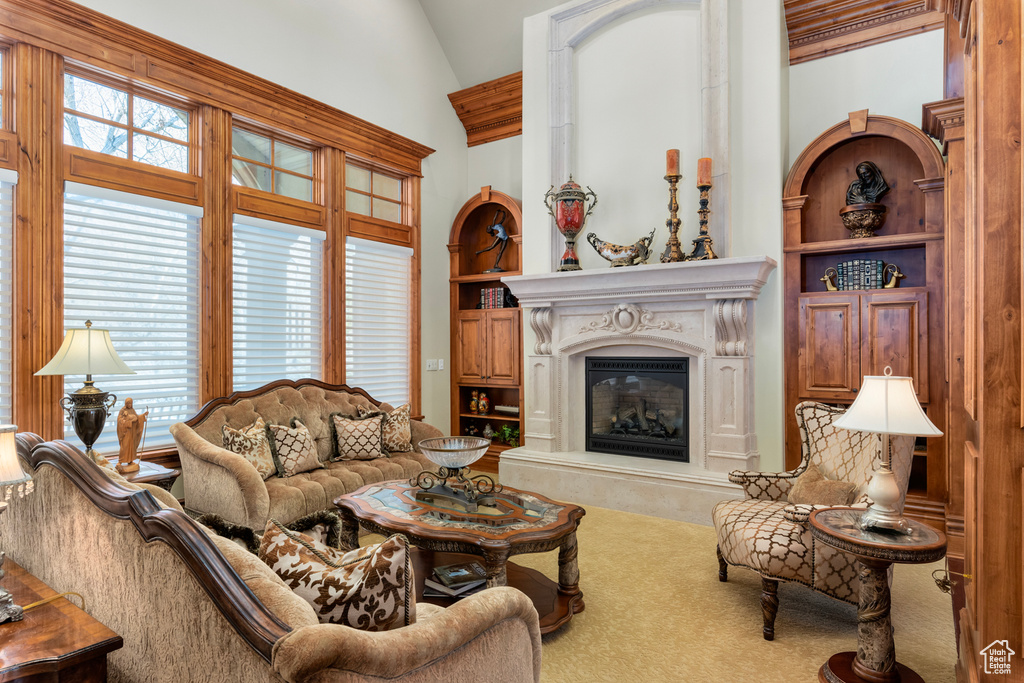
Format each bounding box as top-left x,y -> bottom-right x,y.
698,157 -> 712,185
666,149 -> 680,176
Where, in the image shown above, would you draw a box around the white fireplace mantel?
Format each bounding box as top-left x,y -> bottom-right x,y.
500,256 -> 777,524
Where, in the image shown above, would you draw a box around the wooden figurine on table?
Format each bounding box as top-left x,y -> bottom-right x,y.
116,397 -> 148,474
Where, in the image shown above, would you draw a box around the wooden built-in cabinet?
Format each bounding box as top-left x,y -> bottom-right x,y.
448,187 -> 524,473
783,111 -> 947,531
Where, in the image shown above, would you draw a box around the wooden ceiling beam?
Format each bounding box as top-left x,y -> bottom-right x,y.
448,72 -> 522,148
785,0 -> 944,65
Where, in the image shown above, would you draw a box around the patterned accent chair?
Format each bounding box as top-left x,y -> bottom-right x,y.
711,401 -> 914,640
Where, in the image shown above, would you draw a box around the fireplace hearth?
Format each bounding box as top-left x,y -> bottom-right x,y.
586,357 -> 689,462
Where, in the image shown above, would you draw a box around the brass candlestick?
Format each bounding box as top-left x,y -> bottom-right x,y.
660,173 -> 685,263
687,182 -> 718,260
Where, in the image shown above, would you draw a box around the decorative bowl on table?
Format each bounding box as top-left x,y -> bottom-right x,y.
417,436 -> 490,469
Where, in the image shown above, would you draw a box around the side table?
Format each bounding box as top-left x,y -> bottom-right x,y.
121,460 -> 180,491
809,508 -> 946,683
0,558 -> 122,682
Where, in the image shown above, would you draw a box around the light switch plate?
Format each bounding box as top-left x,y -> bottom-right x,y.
438,359 -> 445,370
426,359 -> 438,371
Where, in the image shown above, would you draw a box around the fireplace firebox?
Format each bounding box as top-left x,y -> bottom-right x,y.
585,357 -> 689,462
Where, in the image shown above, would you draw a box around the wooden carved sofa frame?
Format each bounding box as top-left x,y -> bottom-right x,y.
0,433 -> 542,682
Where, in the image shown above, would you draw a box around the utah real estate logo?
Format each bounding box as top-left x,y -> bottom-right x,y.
980,640 -> 1015,675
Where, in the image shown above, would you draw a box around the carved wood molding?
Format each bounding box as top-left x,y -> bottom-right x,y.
447,72 -> 522,147
922,97 -> 966,147
15,433 -> 290,662
0,0 -> 434,174
785,0 -> 943,65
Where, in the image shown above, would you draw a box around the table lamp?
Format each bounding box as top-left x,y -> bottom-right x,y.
35,321 -> 135,456
833,366 -> 941,535
0,424 -> 31,623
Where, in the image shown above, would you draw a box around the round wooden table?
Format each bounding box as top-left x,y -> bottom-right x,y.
809,508 -> 946,683
334,480 -> 586,634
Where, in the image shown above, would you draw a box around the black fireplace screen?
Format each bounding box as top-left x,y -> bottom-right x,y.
585,357 -> 689,462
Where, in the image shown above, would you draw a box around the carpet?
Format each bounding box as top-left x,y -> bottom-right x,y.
509,505 -> 957,683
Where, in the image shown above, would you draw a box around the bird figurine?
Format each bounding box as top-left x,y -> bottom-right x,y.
587,229 -> 656,267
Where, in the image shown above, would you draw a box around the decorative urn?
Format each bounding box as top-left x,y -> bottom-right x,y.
839,203 -> 887,238
543,176 -> 598,272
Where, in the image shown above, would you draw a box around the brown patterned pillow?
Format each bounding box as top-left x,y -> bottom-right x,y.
266,419 -> 323,477
222,417 -> 277,480
360,403 -> 413,453
332,413 -> 385,460
788,463 -> 858,506
258,520 -> 415,630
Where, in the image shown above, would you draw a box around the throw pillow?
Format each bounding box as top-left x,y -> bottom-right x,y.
259,520 -> 415,630
360,403 -> 413,453
197,510 -> 346,556
196,513 -> 262,554
332,413 -> 385,460
266,419 -> 323,477
222,417 -> 277,480
788,462 -> 858,506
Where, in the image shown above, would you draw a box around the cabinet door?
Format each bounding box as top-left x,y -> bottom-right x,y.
455,311 -> 486,383
798,293 -> 860,400
486,309 -> 520,385
861,291 -> 928,402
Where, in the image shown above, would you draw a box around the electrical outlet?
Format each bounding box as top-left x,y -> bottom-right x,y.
438,359 -> 445,370
426,359 -> 438,371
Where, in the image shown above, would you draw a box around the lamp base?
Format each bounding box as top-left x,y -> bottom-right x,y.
859,505 -> 914,536
0,552 -> 23,624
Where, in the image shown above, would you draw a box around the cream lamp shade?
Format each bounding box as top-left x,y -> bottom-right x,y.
0,425 -> 29,489
832,371 -> 941,437
34,322 -> 135,377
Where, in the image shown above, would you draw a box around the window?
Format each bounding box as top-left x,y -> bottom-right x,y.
231,127 -> 314,202
345,163 -> 403,223
345,237 -> 412,406
63,73 -> 190,173
232,216 -> 325,390
0,169 -> 15,424
63,183 -> 202,453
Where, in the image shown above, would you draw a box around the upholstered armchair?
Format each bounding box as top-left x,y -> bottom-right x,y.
712,401 -> 914,640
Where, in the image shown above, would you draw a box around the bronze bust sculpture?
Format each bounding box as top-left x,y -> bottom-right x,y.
845,161 -> 890,205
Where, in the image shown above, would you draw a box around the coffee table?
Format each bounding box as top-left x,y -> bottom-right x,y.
334,480 -> 586,634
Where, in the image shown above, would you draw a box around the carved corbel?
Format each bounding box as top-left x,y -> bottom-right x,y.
714,299 -> 748,356
531,307 -> 553,355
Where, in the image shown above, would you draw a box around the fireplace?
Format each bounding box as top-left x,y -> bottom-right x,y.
586,357 -> 689,462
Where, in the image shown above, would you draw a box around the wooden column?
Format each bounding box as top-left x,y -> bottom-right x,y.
12,44 -> 63,439
408,175 -> 422,418
199,106 -> 232,403
322,147 -> 346,385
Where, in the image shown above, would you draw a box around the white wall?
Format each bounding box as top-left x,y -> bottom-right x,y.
788,31 -> 944,166
74,0 -> 468,432
467,137 -> 523,201
522,0 -> 789,468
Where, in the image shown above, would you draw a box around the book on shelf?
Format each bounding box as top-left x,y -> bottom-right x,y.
423,577 -> 486,597
836,259 -> 886,291
432,560 -> 487,587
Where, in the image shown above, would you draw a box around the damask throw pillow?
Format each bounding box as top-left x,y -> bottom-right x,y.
266,419 -> 323,477
331,413 -> 385,460
788,462 -> 858,506
222,417 -> 277,480
360,403 -> 413,453
258,519 -> 415,630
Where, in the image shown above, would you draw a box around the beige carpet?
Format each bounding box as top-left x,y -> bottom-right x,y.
507,505 -> 957,683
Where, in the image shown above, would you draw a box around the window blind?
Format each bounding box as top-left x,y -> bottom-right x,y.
0,169 -> 17,424
232,215 -> 324,391
63,182 -> 202,454
345,236 -> 413,407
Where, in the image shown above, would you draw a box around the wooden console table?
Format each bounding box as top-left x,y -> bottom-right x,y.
0,559 -> 122,682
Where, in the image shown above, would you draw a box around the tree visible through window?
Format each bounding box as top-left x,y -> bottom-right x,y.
231,127 -> 315,202
63,73 -> 190,173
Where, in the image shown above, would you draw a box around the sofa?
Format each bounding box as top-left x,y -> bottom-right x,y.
1,433 -> 542,682
170,379 -> 443,530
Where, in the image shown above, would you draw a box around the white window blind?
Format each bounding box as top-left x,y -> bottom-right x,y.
0,169 -> 17,424
232,215 -> 324,391
63,182 -> 202,453
345,236 -> 412,407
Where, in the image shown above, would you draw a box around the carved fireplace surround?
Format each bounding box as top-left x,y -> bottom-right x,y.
501,256 -> 776,524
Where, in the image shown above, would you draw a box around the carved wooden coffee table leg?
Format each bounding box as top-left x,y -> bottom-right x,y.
557,530 -> 585,612
482,547 -> 510,587
338,510 -> 360,551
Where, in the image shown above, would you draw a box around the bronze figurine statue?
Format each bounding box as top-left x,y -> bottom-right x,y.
840,161 -> 891,238
475,209 -> 509,273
